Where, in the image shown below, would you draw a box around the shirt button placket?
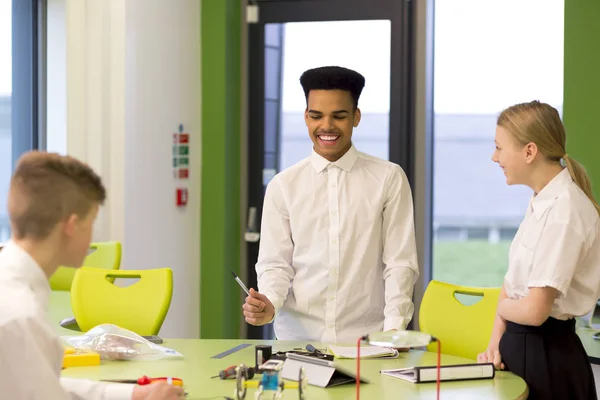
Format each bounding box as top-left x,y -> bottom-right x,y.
327,165 -> 340,342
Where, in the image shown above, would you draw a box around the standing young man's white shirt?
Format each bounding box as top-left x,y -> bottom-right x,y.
256,145 -> 419,343
0,241 -> 134,400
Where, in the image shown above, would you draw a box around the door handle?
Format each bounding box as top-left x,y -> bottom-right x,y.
245,207 -> 260,243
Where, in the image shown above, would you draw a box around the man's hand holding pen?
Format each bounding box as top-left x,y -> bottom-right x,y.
243,288 -> 275,326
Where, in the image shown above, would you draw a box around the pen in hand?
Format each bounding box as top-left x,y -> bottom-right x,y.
231,270 -> 250,296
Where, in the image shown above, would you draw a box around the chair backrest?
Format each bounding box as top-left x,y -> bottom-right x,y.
419,280 -> 501,360
49,242 -> 122,291
70,267 -> 173,336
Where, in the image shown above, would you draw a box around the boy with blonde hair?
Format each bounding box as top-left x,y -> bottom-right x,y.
0,151 -> 183,399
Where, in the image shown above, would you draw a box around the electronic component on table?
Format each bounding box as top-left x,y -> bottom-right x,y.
255,345 -> 272,370
233,362 -> 307,400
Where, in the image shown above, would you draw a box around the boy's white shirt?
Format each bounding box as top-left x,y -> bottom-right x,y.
256,146 -> 419,343
0,241 -> 134,400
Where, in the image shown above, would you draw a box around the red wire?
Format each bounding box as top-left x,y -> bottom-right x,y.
356,337 -> 361,400
437,340 -> 441,400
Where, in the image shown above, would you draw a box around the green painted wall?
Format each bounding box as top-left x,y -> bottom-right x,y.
200,0 -> 242,339
563,1 -> 600,198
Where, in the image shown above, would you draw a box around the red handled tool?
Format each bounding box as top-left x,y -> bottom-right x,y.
102,376 -> 183,386
211,365 -> 255,380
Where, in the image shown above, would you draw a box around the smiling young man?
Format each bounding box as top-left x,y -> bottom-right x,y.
241,66 -> 419,343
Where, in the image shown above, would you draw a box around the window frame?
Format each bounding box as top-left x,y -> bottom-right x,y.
11,0 -> 46,166
2,0 -> 46,241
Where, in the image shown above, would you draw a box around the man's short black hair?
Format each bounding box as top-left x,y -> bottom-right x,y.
299,66 -> 365,109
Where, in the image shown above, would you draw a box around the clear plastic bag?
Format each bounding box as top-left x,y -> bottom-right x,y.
60,324 -> 183,361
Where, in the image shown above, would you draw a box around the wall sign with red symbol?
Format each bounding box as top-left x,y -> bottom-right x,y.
172,124 -> 190,180
172,124 -> 189,207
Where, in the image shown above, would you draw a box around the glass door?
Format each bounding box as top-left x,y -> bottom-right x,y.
245,0 -> 414,339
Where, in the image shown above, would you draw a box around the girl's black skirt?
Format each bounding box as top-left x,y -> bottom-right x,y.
499,317 -> 597,400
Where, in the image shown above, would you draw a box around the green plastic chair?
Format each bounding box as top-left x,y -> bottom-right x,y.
70,267 -> 173,336
49,242 -> 121,291
419,280 -> 501,360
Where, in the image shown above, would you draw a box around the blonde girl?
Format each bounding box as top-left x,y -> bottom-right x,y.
478,101 -> 599,399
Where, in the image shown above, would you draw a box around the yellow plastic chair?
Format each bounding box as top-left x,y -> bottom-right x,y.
419,280 -> 501,360
70,267 -> 173,336
50,242 -> 122,291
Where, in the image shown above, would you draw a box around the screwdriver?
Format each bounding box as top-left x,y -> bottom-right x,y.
101,376 -> 183,386
211,365 -> 236,380
211,366 -> 255,380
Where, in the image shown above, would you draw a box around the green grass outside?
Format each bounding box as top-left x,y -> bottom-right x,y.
433,240 -> 599,321
432,240 -> 510,288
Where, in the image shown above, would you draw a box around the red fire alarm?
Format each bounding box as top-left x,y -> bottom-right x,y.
176,188 -> 188,207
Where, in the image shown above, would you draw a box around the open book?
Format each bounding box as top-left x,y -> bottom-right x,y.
328,344 -> 398,359
381,363 -> 495,383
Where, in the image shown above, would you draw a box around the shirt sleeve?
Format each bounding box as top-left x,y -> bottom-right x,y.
0,316 -> 134,400
256,176 -> 295,317
381,165 -> 420,331
0,316 -> 71,400
528,221 -> 586,298
61,378 -> 134,400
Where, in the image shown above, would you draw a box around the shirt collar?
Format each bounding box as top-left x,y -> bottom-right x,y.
530,168 -> 573,219
310,145 -> 359,174
0,240 -> 51,309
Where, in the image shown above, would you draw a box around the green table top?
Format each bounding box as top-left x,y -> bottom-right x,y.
577,327 -> 600,364
50,291 -> 528,399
